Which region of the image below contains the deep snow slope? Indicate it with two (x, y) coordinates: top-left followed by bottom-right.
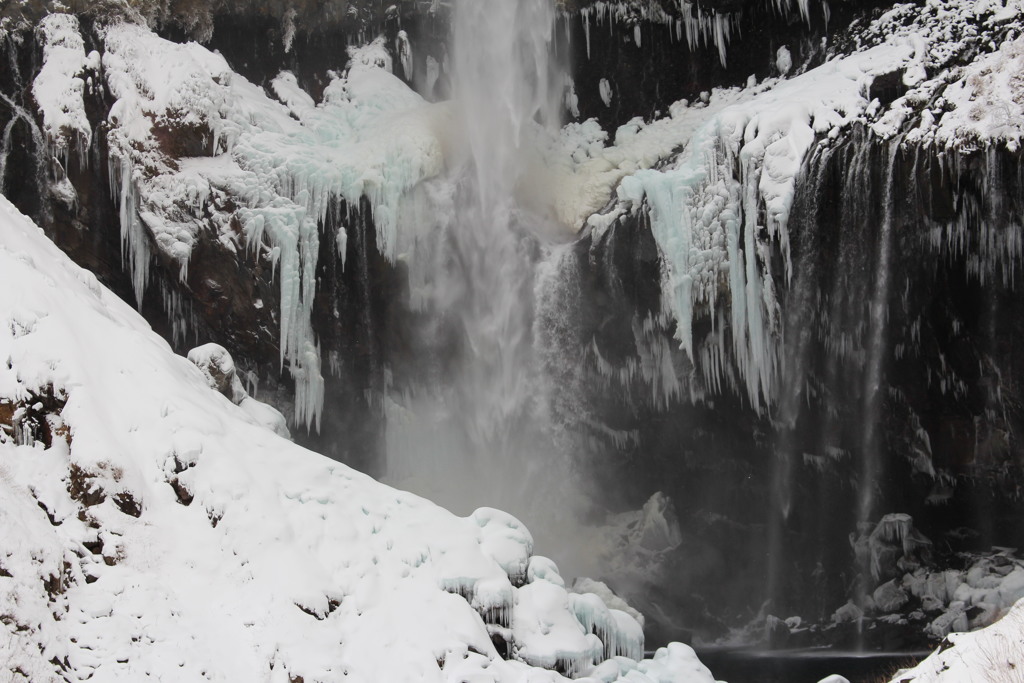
(0, 193), (714, 682)
(887, 597), (1024, 682)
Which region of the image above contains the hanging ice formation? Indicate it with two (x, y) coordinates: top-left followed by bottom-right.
(33, 16), (444, 431)
(33, 14), (94, 171)
(577, 0), (825, 67)
(593, 41), (921, 411)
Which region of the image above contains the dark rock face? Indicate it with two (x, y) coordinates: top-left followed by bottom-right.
(563, 0), (897, 131)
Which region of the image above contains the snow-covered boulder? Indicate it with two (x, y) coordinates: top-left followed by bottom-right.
(187, 342), (248, 403)
(571, 578), (645, 628)
(187, 342), (290, 439)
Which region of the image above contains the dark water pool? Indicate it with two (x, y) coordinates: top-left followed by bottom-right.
(693, 648), (929, 683)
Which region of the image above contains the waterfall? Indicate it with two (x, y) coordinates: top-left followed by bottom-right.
(383, 0), (595, 572)
(858, 139), (901, 532)
(763, 129), (911, 622)
(0, 34), (50, 225)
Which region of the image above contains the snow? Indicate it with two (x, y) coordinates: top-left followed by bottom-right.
(932, 36), (1024, 151)
(887, 598), (1024, 682)
(32, 14), (92, 167)
(0, 194), (714, 682)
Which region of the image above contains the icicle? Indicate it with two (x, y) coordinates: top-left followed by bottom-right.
(583, 9), (592, 60)
(237, 196), (324, 431)
(396, 30), (414, 82)
(108, 156), (152, 309)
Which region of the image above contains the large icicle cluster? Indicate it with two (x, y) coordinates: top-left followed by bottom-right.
(587, 41), (917, 410)
(575, 0), (825, 67)
(0, 194), (716, 682)
(33, 18), (446, 430)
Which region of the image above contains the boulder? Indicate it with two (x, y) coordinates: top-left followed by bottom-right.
(188, 343), (290, 439)
(873, 579), (910, 613)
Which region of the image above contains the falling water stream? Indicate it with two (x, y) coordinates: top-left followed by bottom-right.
(382, 0), (600, 576)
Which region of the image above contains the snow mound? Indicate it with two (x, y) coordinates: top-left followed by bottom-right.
(0, 194), (711, 682)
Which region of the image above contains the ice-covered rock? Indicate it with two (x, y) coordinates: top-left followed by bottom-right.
(45, 20), (448, 433)
(513, 579), (604, 677)
(568, 591), (644, 661)
(854, 514), (933, 582)
(634, 491), (682, 552)
(187, 342), (248, 403)
(472, 506), (534, 586)
(571, 578), (645, 628)
(874, 579), (911, 613)
(587, 39), (918, 411)
(833, 600), (864, 624)
(775, 46), (792, 76)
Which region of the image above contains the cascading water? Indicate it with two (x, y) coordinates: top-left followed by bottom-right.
(0, 35), (49, 224)
(858, 139), (901, 541)
(383, 0), (598, 573)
